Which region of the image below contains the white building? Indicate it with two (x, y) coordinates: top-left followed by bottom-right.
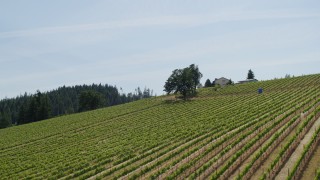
(215, 77), (230, 87)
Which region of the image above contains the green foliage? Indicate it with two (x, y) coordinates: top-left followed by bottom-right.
(0, 112), (11, 129)
(0, 74), (319, 179)
(79, 91), (105, 112)
(164, 64), (202, 99)
(17, 91), (51, 124)
(204, 79), (212, 87)
(227, 79), (234, 85)
(316, 168), (320, 180)
(0, 84), (153, 128)
(247, 69), (255, 79)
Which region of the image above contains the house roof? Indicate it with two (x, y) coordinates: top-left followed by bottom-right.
(216, 77), (229, 80)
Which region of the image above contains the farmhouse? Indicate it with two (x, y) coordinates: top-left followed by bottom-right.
(215, 77), (230, 87)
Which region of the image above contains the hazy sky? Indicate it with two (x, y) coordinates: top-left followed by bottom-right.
(1, 0), (320, 98)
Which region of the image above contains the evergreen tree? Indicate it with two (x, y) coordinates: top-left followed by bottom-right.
(212, 80), (215, 86)
(0, 84), (153, 128)
(227, 79), (234, 85)
(204, 79), (212, 87)
(27, 97), (37, 122)
(79, 90), (105, 112)
(38, 94), (51, 120)
(247, 69), (255, 79)
(143, 88), (152, 98)
(18, 103), (28, 124)
(0, 112), (11, 129)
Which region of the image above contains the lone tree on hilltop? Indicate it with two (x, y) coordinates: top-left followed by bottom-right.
(247, 69), (255, 79)
(164, 64), (202, 100)
(189, 64), (202, 94)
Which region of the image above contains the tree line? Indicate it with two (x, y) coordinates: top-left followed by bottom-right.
(0, 84), (153, 129)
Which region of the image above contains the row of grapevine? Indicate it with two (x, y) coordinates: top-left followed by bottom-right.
(115, 75), (320, 179)
(0, 74), (319, 179)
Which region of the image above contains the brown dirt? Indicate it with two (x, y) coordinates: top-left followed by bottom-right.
(250, 120), (300, 179)
(300, 140), (320, 179)
(229, 127), (282, 179)
(275, 117), (320, 180)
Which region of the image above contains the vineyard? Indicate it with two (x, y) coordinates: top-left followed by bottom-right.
(0, 74), (320, 180)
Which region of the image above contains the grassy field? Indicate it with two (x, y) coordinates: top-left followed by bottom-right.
(0, 74), (320, 180)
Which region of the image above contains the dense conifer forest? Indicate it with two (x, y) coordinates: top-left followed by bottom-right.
(0, 84), (153, 128)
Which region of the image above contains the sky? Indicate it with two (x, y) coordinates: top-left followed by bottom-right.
(0, 0), (320, 99)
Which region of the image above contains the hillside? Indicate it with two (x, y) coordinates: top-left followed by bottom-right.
(0, 74), (320, 179)
(0, 84), (153, 128)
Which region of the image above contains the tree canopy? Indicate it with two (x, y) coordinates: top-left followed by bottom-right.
(79, 90), (105, 112)
(0, 84), (154, 128)
(227, 79), (234, 85)
(0, 112), (11, 129)
(247, 69), (255, 79)
(164, 64), (202, 100)
(17, 91), (51, 124)
(204, 79), (212, 87)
